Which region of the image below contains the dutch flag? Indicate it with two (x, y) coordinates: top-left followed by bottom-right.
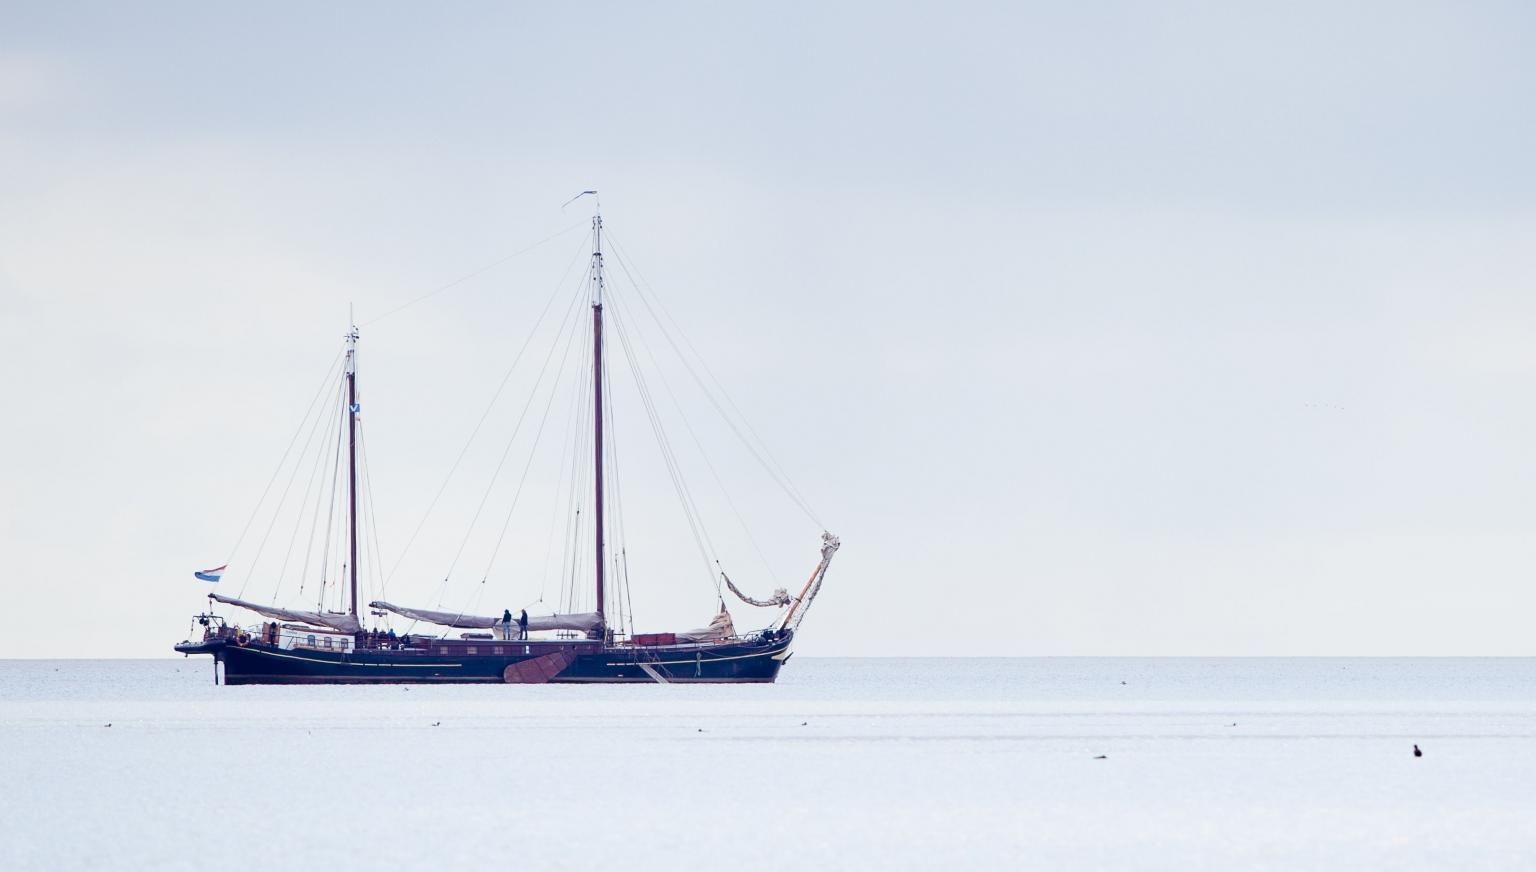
(194, 565), (226, 583)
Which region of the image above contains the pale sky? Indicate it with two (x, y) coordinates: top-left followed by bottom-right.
(3, 2), (1534, 657)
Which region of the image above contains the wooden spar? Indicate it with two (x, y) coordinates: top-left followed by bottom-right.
(778, 534), (841, 631)
(590, 213), (606, 630)
(346, 325), (360, 619)
(778, 552), (827, 631)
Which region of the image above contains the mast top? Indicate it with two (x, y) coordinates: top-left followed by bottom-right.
(592, 212), (605, 308)
(568, 190), (605, 307)
(345, 312), (359, 374)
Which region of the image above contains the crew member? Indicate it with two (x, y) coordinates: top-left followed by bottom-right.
(502, 609), (513, 641)
(518, 609), (529, 640)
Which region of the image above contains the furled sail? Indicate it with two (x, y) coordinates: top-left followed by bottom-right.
(677, 604), (737, 643)
(368, 601), (602, 632)
(723, 573), (791, 608)
(779, 532), (840, 632)
(209, 593), (361, 634)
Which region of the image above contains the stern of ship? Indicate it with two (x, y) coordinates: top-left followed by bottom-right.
(175, 614), (236, 658)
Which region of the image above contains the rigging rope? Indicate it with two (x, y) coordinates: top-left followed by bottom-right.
(558, 328), (594, 615)
(606, 294), (721, 596)
(248, 373), (347, 602)
(316, 378), (347, 611)
(269, 376), (346, 602)
(358, 422), (389, 623)
(607, 235), (826, 528)
(478, 283), (589, 583)
(440, 279), (588, 584)
(536, 325), (589, 610)
(621, 547), (636, 635)
(604, 354), (637, 634)
(383, 232), (593, 588)
(230, 351), (343, 597)
(608, 290), (783, 586)
(360, 222), (587, 327)
(294, 395), (335, 602)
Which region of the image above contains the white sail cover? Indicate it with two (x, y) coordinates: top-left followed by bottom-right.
(209, 593), (362, 634)
(677, 605), (737, 643)
(368, 601), (602, 632)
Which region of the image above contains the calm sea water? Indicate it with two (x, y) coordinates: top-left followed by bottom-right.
(4, 658), (1534, 870)
(4, 656), (1533, 702)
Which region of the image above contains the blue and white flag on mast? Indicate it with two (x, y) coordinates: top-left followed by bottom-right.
(194, 565), (226, 583)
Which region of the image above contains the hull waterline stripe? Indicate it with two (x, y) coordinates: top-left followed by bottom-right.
(232, 647), (463, 668)
(227, 675), (502, 683)
(605, 645), (788, 667)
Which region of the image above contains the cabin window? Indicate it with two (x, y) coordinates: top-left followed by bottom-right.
(325, 638), (335, 649)
(466, 646), (477, 655)
(307, 634), (317, 647)
(493, 647), (504, 655)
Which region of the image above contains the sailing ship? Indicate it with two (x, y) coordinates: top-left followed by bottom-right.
(175, 198), (839, 684)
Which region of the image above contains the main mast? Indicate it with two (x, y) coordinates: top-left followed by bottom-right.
(590, 206), (607, 633)
(346, 322), (360, 619)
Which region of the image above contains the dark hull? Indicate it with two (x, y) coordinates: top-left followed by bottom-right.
(176, 633), (792, 685)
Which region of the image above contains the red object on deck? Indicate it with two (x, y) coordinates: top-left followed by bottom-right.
(633, 633), (677, 646)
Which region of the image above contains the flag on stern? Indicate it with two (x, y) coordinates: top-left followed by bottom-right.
(194, 565), (226, 583)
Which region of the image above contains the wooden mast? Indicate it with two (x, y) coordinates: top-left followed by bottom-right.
(346, 322), (360, 619)
(590, 207), (607, 632)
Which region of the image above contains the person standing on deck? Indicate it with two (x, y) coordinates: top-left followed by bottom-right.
(518, 609), (529, 640)
(502, 609), (513, 641)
